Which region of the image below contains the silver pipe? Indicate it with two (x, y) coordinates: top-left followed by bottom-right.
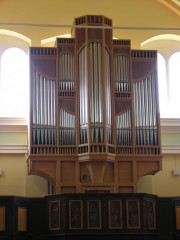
(146, 75), (150, 145)
(62, 108), (64, 145)
(106, 49), (111, 143)
(59, 108), (62, 144)
(134, 82), (137, 144)
(79, 48), (84, 143)
(144, 77), (149, 145)
(36, 73), (40, 145)
(135, 82), (140, 145)
(151, 72), (157, 145)
(32, 68), (36, 125)
(90, 43), (94, 142)
(32, 69), (37, 144)
(142, 80), (146, 145)
(138, 81), (143, 145)
(40, 76), (44, 144)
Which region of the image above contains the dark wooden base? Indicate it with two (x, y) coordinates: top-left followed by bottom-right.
(0, 193), (179, 240)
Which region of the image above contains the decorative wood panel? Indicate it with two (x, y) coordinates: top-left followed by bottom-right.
(176, 207), (180, 230)
(69, 200), (83, 229)
(126, 199), (140, 229)
(49, 200), (60, 230)
(0, 206), (5, 231)
(108, 200), (122, 229)
(18, 207), (27, 232)
(87, 200), (101, 229)
(147, 200), (156, 229)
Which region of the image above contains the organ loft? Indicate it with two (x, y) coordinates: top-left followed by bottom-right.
(27, 15), (162, 194)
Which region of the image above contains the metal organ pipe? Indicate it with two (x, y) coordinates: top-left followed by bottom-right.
(116, 110), (131, 145)
(32, 69), (37, 145)
(78, 43), (113, 146)
(59, 109), (75, 145)
(114, 55), (130, 93)
(59, 53), (76, 145)
(105, 49), (112, 144)
(79, 47), (88, 144)
(114, 54), (131, 146)
(59, 54), (75, 92)
(133, 71), (158, 146)
(90, 42), (104, 143)
(32, 67), (56, 146)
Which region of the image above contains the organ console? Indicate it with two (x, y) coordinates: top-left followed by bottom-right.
(27, 15), (162, 194)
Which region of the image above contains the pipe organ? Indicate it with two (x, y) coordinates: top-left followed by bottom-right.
(28, 15), (162, 194)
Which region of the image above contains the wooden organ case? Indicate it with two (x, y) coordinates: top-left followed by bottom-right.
(28, 15), (162, 194)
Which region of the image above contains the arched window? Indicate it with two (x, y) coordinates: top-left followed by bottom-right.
(157, 53), (168, 118)
(0, 47), (29, 117)
(141, 34), (180, 118)
(169, 52), (180, 118)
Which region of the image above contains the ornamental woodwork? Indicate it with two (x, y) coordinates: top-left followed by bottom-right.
(27, 15), (162, 194)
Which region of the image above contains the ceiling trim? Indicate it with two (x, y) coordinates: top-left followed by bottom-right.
(157, 0), (180, 16)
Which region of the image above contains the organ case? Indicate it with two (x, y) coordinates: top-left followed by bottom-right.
(27, 15), (162, 194)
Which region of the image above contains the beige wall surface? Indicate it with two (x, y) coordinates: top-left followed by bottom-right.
(0, 154), (26, 196)
(0, 154), (48, 197)
(138, 154), (180, 197)
(0, 119), (48, 197)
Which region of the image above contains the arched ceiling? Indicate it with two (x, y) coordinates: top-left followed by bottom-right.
(157, 0), (180, 16)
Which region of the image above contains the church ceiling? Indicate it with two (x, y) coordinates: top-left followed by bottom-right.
(157, 0), (180, 16)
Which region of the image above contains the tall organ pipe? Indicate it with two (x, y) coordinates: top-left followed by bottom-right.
(114, 54), (131, 145)
(79, 44), (113, 146)
(90, 42), (104, 143)
(133, 71), (157, 146)
(32, 67), (56, 145)
(79, 47), (88, 144)
(105, 49), (112, 144)
(59, 53), (76, 145)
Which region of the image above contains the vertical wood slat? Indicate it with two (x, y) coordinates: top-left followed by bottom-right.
(0, 207), (5, 231)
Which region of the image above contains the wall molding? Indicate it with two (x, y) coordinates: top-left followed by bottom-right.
(0, 118), (180, 154)
(160, 118), (180, 133)
(1, 144), (179, 154)
(0, 118), (28, 132)
(0, 144), (179, 154)
(0, 144), (28, 154)
(162, 144), (180, 154)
